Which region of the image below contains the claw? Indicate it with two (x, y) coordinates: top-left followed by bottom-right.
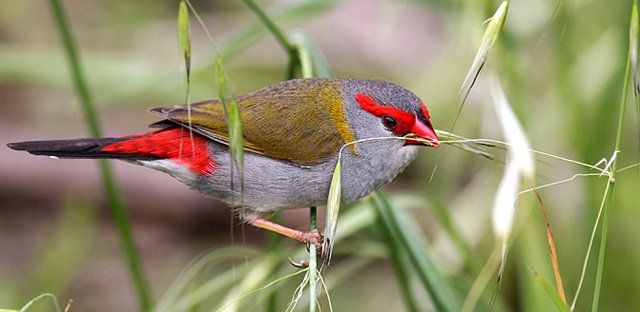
(288, 230), (326, 268)
(288, 257), (309, 268)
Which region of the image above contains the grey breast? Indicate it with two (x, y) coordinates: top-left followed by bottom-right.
(197, 139), (418, 215)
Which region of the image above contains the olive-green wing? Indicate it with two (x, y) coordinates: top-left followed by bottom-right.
(149, 79), (357, 165)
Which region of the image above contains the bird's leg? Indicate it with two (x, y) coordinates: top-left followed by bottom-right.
(250, 218), (324, 250)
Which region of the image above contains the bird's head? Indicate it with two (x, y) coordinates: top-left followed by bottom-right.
(343, 79), (439, 148)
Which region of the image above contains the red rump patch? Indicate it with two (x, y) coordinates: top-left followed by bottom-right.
(354, 93), (416, 135)
(102, 128), (214, 174)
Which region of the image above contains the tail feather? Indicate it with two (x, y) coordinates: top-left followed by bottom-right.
(8, 128), (214, 174)
(7, 137), (159, 160)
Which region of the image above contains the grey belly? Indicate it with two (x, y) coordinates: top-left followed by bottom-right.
(193, 141), (419, 215)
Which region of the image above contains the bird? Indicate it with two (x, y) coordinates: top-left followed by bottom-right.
(7, 78), (439, 249)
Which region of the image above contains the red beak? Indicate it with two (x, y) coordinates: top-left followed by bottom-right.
(406, 118), (440, 147)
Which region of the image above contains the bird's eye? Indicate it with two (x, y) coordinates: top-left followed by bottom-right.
(382, 115), (397, 130)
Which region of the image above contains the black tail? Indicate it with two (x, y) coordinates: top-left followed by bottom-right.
(7, 137), (157, 160)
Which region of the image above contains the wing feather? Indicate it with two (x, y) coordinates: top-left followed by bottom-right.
(149, 79), (356, 164)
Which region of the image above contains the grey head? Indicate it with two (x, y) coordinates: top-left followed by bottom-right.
(339, 78), (438, 151)
(332, 78), (440, 201)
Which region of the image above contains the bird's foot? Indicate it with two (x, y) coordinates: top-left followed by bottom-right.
(288, 230), (325, 268)
(298, 229), (324, 251)
(248, 218), (325, 268)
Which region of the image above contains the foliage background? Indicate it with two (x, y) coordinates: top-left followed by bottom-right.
(0, 0), (638, 311)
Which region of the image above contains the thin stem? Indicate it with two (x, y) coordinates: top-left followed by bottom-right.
(241, 0), (299, 79)
(309, 206), (318, 312)
(266, 214), (282, 312)
(591, 49), (632, 311)
(375, 212), (420, 312)
(570, 181), (612, 310)
(49, 1), (151, 310)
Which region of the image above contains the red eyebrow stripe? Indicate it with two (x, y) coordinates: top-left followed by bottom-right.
(420, 99), (430, 119)
(354, 93), (416, 135)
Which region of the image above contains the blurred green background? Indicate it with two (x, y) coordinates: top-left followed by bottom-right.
(0, 0), (638, 311)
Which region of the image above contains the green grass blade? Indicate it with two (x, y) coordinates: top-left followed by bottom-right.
(322, 162), (341, 262)
(372, 191), (460, 312)
(213, 56), (244, 191)
(227, 100), (245, 180)
(178, 0), (191, 79)
(240, 0), (295, 56)
(591, 6), (634, 309)
(295, 38), (314, 78)
(375, 213), (420, 312)
(630, 0), (640, 167)
(291, 32), (333, 78)
(48, 1), (151, 310)
(532, 270), (570, 312)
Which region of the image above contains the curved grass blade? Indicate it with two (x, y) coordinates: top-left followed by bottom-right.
(371, 191), (460, 312)
(291, 32), (333, 78)
(322, 162), (341, 263)
(375, 214), (420, 312)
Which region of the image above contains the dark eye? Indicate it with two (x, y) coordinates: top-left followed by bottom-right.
(382, 115), (397, 130)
